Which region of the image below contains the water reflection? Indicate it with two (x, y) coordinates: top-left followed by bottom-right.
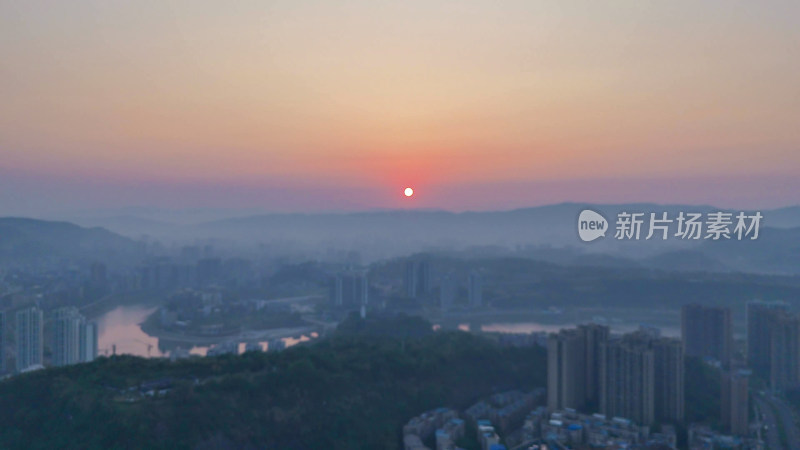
(479, 322), (680, 337)
(480, 322), (568, 334)
(96, 305), (318, 359)
(283, 334), (313, 347)
(97, 306), (167, 357)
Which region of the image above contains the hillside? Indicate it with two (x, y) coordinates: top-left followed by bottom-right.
(0, 218), (144, 267)
(130, 203), (800, 274)
(0, 325), (546, 449)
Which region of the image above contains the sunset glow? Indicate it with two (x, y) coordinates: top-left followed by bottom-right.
(1, 1), (799, 214)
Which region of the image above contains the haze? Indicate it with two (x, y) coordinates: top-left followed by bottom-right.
(1, 1), (799, 215)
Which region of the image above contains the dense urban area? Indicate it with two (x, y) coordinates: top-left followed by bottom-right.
(1, 210), (800, 449)
(3, 0), (799, 447)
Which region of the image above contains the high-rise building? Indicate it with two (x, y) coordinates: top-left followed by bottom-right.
(52, 307), (82, 366)
(681, 304), (732, 367)
(547, 325), (682, 426)
(547, 329), (586, 411)
(468, 271), (483, 308)
(404, 260), (432, 298)
(404, 261), (417, 298)
(600, 334), (655, 425)
(747, 300), (788, 379)
(600, 332), (684, 425)
(417, 260), (431, 296)
(53, 307), (97, 366)
(440, 272), (457, 312)
(330, 272), (369, 309)
(721, 369), (750, 436)
(653, 338), (685, 423)
(16, 306), (43, 372)
(578, 323), (610, 409)
(79, 320), (98, 363)
(770, 313), (800, 391)
(196, 257), (222, 285)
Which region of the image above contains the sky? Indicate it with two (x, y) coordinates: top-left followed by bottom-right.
(1, 1), (799, 215)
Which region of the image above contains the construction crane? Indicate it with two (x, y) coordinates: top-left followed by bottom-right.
(98, 340), (153, 357)
(133, 339), (154, 357)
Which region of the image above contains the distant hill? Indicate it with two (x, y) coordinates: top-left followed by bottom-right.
(66, 214), (177, 240)
(52, 203), (800, 243)
(187, 204), (800, 273)
(643, 249), (731, 272)
(190, 202), (796, 242)
(40, 203), (800, 274)
(0, 218), (145, 267)
(189, 202), (714, 246)
(763, 206), (800, 228)
(701, 226), (800, 275)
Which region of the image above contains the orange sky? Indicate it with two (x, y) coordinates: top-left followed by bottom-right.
(0, 1), (798, 213)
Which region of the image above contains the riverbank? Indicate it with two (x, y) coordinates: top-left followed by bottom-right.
(139, 308), (321, 346)
(426, 305), (684, 337)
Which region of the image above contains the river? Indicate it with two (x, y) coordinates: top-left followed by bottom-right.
(95, 305), (317, 358)
(97, 305), (683, 359)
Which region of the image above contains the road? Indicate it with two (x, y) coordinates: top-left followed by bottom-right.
(756, 392), (800, 450)
(755, 395), (784, 450)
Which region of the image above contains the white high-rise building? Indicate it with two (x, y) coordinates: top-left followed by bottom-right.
(53, 307), (98, 366)
(79, 320), (99, 363)
(16, 306), (43, 372)
(53, 307), (82, 366)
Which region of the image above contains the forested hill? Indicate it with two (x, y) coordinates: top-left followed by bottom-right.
(0, 320), (545, 449)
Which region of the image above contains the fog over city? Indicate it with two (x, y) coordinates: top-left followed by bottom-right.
(2, 1), (800, 449)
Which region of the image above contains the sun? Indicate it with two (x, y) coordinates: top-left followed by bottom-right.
(404, 187), (414, 197)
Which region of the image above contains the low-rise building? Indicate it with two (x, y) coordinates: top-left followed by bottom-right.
(403, 434), (429, 450)
(688, 424), (763, 450)
(435, 418), (465, 450)
(477, 421), (500, 450)
(536, 409), (672, 448)
(465, 389), (543, 434)
(403, 407), (459, 450)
